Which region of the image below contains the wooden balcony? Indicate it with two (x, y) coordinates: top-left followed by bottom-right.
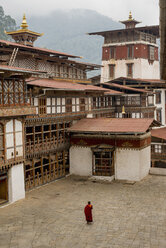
(0, 79), (36, 116)
(26, 136), (70, 158)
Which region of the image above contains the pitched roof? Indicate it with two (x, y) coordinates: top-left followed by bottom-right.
(0, 39), (80, 58)
(151, 127), (166, 140)
(88, 25), (159, 38)
(111, 77), (165, 84)
(68, 118), (156, 134)
(103, 82), (151, 93)
(26, 78), (107, 92)
(104, 89), (123, 95)
(0, 64), (45, 74)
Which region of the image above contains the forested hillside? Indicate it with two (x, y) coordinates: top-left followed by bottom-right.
(0, 6), (16, 40)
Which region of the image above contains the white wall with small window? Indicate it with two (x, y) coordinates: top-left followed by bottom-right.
(101, 58), (160, 83)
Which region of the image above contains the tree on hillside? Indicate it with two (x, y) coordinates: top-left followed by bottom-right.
(0, 6), (16, 40)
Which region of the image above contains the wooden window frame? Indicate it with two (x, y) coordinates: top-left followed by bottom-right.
(156, 91), (161, 104)
(110, 47), (116, 59)
(156, 108), (162, 123)
(126, 63), (133, 78)
(149, 46), (155, 61)
(127, 45), (134, 59)
(109, 64), (115, 79)
(39, 97), (46, 115)
(66, 98), (72, 113)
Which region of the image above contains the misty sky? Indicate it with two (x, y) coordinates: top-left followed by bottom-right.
(1, 0), (159, 26)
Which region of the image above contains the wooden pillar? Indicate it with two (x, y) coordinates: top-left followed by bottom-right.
(32, 158), (35, 187)
(41, 156), (43, 184)
(63, 151), (65, 175)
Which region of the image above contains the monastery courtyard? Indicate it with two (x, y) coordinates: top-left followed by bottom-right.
(0, 175), (166, 248)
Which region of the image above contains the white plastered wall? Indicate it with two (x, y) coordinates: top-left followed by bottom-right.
(115, 146), (150, 181)
(70, 146), (92, 176)
(8, 163), (25, 203)
(101, 59), (160, 83)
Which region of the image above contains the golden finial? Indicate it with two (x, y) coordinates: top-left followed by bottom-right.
(20, 14), (28, 29)
(129, 11), (133, 20)
(122, 105), (125, 115)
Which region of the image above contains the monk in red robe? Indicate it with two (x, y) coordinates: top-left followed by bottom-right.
(84, 201), (93, 224)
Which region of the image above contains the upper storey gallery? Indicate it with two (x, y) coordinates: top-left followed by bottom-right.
(89, 12), (159, 62)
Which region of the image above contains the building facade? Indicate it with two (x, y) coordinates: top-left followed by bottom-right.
(68, 118), (158, 181)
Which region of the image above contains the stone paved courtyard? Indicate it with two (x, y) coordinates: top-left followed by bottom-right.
(1, 175), (166, 248)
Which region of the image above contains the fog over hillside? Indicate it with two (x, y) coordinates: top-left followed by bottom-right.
(27, 9), (122, 68)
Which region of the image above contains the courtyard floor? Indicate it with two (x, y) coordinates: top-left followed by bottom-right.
(0, 175), (166, 248)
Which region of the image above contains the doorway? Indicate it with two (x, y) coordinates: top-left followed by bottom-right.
(0, 172), (8, 204)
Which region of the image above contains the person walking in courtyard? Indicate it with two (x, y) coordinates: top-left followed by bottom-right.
(84, 201), (93, 224)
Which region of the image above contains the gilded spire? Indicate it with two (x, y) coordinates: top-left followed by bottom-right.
(122, 105), (125, 115)
(129, 11), (133, 21)
(20, 14), (28, 29)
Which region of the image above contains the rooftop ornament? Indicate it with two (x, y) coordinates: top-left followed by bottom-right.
(5, 14), (43, 47)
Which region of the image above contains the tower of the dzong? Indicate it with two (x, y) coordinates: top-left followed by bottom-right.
(89, 12), (160, 82)
(5, 14), (43, 46)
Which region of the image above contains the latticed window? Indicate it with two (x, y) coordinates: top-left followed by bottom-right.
(0, 79), (26, 106)
(93, 150), (114, 176)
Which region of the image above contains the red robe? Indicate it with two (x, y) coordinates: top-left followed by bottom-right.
(84, 204), (93, 222)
